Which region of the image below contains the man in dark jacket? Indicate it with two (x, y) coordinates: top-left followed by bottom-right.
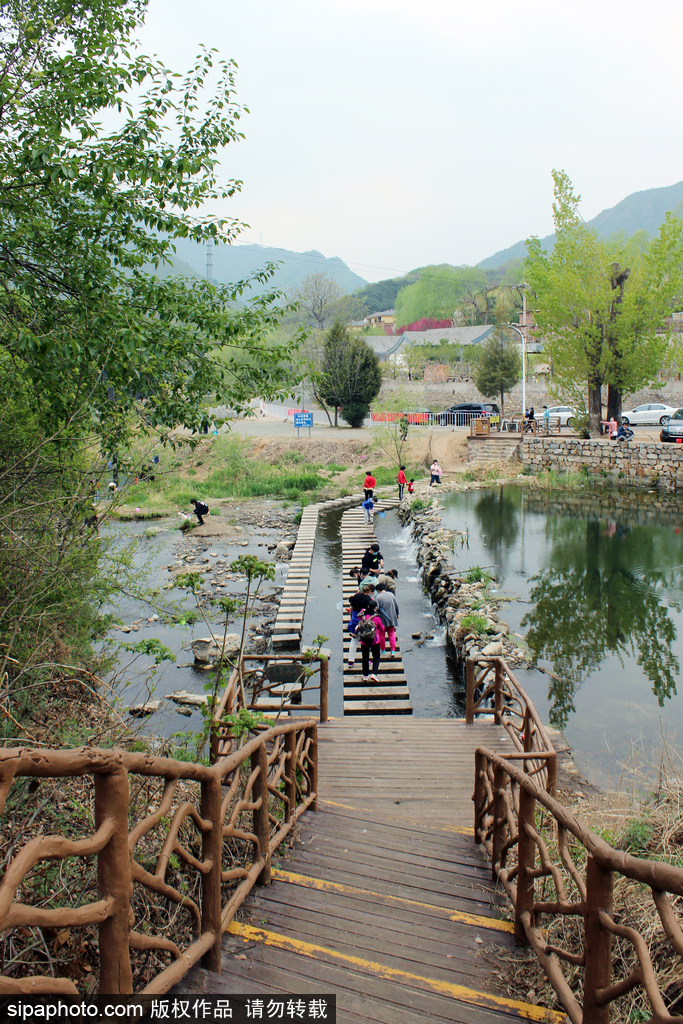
(190, 498), (209, 525)
(361, 544), (383, 572)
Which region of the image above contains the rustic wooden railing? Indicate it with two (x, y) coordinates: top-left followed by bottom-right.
(474, 749), (683, 1023)
(466, 655), (557, 793)
(210, 653), (328, 763)
(0, 718), (317, 995)
(469, 656), (683, 1022)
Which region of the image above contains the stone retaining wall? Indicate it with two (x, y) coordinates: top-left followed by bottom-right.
(523, 438), (683, 489)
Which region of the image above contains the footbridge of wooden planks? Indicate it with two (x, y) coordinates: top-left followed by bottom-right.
(341, 502), (413, 716)
(176, 718), (562, 1024)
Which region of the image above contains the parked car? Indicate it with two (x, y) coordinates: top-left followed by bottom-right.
(621, 403), (677, 426)
(541, 405), (577, 427)
(435, 402), (499, 426)
(660, 408), (683, 442)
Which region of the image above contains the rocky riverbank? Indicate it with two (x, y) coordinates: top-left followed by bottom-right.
(397, 495), (528, 672)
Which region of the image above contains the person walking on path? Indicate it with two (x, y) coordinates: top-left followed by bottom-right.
(190, 498), (209, 525)
(375, 583), (399, 656)
(397, 465), (407, 501)
(362, 495), (374, 524)
(429, 460), (442, 486)
(347, 579), (379, 674)
(363, 471), (376, 500)
(407, 479), (415, 494)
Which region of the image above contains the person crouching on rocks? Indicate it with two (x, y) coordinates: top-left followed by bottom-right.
(190, 498), (209, 525)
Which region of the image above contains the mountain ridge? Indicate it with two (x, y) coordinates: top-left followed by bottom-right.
(477, 180), (683, 269)
(165, 238), (366, 294)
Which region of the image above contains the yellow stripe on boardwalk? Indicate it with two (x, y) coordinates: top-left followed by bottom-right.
(227, 922), (563, 1022)
(318, 799), (471, 834)
(270, 868), (514, 934)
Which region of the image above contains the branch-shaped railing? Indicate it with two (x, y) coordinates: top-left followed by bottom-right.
(470, 658), (683, 1023)
(466, 655), (557, 793)
(0, 718), (317, 995)
(210, 653), (328, 762)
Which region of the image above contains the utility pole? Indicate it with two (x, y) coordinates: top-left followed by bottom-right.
(521, 286), (527, 417)
(206, 237), (214, 284)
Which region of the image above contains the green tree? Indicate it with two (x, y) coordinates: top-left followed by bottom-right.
(0, 0), (303, 712)
(472, 330), (521, 417)
(394, 266), (467, 326)
(320, 321), (381, 427)
(0, 0), (303, 451)
(525, 171), (683, 433)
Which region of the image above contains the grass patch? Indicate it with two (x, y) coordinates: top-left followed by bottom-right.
(532, 467), (593, 491)
(123, 436), (328, 508)
(370, 463), (423, 487)
(466, 566), (491, 585)
(459, 613), (489, 635)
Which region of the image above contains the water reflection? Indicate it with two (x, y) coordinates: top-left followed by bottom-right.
(439, 485), (683, 781)
(520, 518), (680, 729)
(472, 489), (520, 567)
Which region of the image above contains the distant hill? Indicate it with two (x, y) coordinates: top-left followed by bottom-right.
(165, 239), (366, 295)
(477, 180), (683, 270)
(351, 270), (422, 311)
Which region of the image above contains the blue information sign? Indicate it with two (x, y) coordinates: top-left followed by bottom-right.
(294, 412), (313, 428)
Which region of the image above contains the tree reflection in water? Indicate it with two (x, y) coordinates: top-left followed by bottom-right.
(520, 519), (680, 730)
(473, 489), (520, 568)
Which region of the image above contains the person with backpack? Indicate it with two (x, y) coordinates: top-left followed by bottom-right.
(347, 578), (379, 675)
(190, 498), (209, 525)
(353, 578), (382, 682)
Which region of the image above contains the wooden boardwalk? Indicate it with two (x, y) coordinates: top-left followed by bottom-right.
(341, 503), (413, 716)
(272, 504), (319, 649)
(177, 718), (561, 1023)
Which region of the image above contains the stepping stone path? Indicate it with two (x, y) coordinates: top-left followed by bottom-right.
(271, 505), (320, 649)
(341, 503), (413, 715)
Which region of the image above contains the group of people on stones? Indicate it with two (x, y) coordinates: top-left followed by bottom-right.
(347, 544), (401, 682)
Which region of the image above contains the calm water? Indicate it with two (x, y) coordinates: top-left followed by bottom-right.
(439, 486), (683, 787)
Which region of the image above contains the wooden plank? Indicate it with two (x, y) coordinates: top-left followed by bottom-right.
(344, 700), (413, 715)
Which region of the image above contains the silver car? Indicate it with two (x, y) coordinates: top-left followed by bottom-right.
(621, 403), (677, 426)
(542, 405), (577, 426)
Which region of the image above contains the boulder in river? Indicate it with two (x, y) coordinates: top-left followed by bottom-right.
(165, 690), (209, 708)
(191, 635), (241, 664)
(128, 700), (161, 717)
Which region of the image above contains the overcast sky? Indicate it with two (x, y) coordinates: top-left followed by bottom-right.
(138, 0), (683, 282)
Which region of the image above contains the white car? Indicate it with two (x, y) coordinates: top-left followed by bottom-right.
(620, 403), (677, 426)
(541, 405), (577, 426)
